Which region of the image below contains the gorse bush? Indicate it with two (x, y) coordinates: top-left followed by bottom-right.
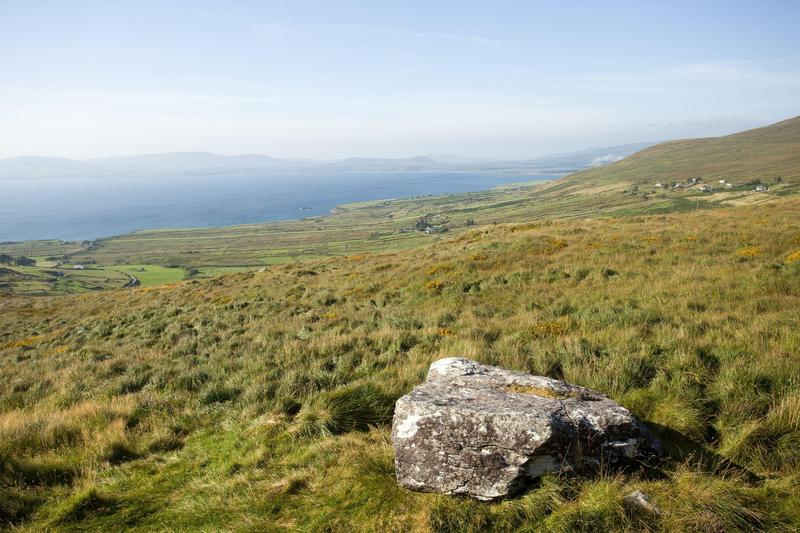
(1, 197), (799, 530)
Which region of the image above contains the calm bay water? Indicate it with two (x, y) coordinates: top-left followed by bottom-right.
(0, 171), (559, 242)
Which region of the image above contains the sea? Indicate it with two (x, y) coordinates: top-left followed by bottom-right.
(0, 171), (560, 242)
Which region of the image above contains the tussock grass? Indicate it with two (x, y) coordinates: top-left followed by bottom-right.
(290, 383), (395, 439)
(1, 197), (800, 530)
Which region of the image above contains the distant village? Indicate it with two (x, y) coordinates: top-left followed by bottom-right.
(651, 175), (777, 193)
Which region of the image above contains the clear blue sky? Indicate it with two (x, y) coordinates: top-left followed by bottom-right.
(2, 0), (799, 159)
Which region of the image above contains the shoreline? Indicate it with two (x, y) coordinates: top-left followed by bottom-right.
(0, 172), (560, 244)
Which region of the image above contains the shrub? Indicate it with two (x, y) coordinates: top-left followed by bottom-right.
(530, 320), (569, 338)
(425, 280), (445, 292)
(426, 264), (453, 276)
(737, 246), (762, 258)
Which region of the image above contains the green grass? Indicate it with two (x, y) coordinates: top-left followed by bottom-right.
(192, 266), (252, 277)
(0, 264), (130, 296)
(106, 264), (185, 287)
(2, 117), (798, 292)
(0, 182), (661, 278)
(2, 196), (800, 531)
(0, 240), (87, 259)
(0, 119), (793, 298)
(27, 257), (60, 268)
(0, 262), (191, 295)
(569, 115), (800, 188)
(2, 118), (800, 529)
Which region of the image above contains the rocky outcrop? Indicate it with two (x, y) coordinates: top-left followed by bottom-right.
(392, 357), (661, 500)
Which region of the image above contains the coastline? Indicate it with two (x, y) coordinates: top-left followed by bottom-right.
(0, 171), (560, 243)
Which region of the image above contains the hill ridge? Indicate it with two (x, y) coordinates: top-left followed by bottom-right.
(564, 115), (800, 187)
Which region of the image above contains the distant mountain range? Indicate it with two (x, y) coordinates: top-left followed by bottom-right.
(0, 143), (655, 180)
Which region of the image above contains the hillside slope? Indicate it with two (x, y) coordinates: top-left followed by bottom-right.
(567, 116), (800, 188)
(2, 197), (800, 531)
(1, 117), (798, 294)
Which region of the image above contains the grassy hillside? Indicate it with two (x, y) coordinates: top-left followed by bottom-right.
(0, 174), (777, 295)
(569, 116), (800, 189)
(2, 196), (800, 531)
(0, 177), (652, 271)
(0, 264), (131, 296)
(4, 118), (798, 298)
(0, 179), (660, 296)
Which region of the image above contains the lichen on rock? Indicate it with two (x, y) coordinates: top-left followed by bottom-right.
(392, 357), (661, 500)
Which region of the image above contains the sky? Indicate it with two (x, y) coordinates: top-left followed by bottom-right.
(1, 0), (799, 160)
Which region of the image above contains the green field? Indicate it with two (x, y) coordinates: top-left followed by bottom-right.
(192, 266), (253, 277)
(0, 264), (130, 296)
(0, 240), (88, 259)
(106, 264), (186, 287)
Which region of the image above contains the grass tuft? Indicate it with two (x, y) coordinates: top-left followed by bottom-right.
(291, 383), (396, 439)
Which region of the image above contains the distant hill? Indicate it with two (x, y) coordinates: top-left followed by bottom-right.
(510, 142), (656, 171)
(0, 156), (84, 179)
(566, 116), (800, 187)
(89, 152), (286, 176)
(0, 152), (289, 180)
(0, 143), (652, 180)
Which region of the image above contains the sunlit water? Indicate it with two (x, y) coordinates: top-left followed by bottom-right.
(0, 171), (559, 241)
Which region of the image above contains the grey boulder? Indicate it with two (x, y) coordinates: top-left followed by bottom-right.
(392, 357), (661, 500)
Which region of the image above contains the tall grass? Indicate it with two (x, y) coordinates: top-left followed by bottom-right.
(1, 197), (799, 530)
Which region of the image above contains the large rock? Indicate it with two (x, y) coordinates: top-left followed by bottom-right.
(392, 357), (661, 500)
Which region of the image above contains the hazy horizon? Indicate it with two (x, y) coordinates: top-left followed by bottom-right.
(0, 140), (656, 163)
(2, 1), (799, 161)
